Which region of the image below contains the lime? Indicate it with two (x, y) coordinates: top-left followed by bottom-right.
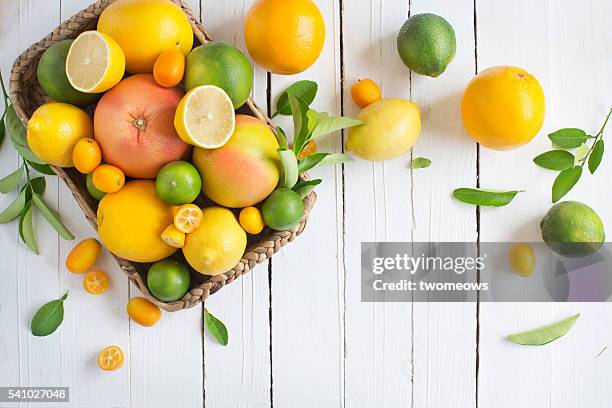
(540, 201), (605, 258)
(397, 13), (456, 78)
(147, 259), (191, 302)
(184, 41), (253, 108)
(37, 40), (100, 107)
(261, 188), (304, 231)
(156, 161), (202, 205)
(86, 173), (106, 200)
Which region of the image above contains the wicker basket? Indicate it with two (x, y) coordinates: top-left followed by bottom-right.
(9, 0), (316, 312)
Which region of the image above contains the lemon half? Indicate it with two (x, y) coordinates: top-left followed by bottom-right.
(66, 31), (125, 93)
(174, 85), (236, 149)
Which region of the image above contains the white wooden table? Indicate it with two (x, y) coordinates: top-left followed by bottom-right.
(1, 0), (611, 406)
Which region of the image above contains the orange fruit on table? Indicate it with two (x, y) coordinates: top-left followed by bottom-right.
(153, 49), (185, 88)
(173, 204), (203, 233)
(93, 74), (191, 179)
(245, 0), (325, 75)
(72, 138), (102, 174)
(66, 238), (102, 274)
(461, 65), (545, 150)
(92, 164), (125, 194)
(83, 270), (109, 294)
(98, 345), (124, 371)
(127, 297), (161, 327)
(351, 79), (382, 108)
(97, 0), (193, 74)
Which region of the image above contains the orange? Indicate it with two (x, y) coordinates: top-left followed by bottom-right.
(127, 297), (161, 327)
(351, 79), (382, 108)
(461, 66), (545, 150)
(72, 138), (102, 174)
(98, 345), (124, 371)
(66, 238), (102, 274)
(245, 0), (325, 75)
(153, 49), (185, 88)
(92, 164), (125, 193)
(83, 270), (109, 294)
(173, 204), (203, 233)
(297, 140), (317, 160)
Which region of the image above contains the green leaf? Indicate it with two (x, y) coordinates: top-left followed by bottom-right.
(0, 166), (24, 193)
(507, 313), (580, 346)
(298, 152), (329, 173)
(288, 94), (310, 154)
(0, 189), (28, 223)
(452, 188), (524, 207)
(319, 153), (353, 166)
(275, 80), (318, 116)
(410, 157), (432, 169)
(27, 161), (56, 175)
(310, 115), (363, 141)
(204, 308), (228, 346)
(588, 140), (604, 174)
(574, 143), (591, 165)
(552, 166), (582, 203)
(5, 105), (46, 164)
(31, 292), (68, 337)
(275, 126), (288, 150)
(19, 201), (38, 254)
(29, 177), (46, 194)
(32, 193), (75, 240)
(548, 128), (587, 148)
(307, 109), (322, 134)
(533, 150), (574, 171)
(293, 179), (321, 199)
(0, 118), (5, 147)
(278, 148), (299, 188)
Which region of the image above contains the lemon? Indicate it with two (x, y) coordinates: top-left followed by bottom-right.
(97, 0), (193, 74)
(97, 180), (177, 263)
(182, 207), (246, 276)
(174, 85), (235, 148)
(27, 102), (93, 167)
(66, 31), (125, 93)
(346, 98), (421, 161)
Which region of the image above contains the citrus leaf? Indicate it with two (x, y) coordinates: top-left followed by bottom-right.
(275, 126), (288, 150)
(32, 193), (74, 240)
(453, 188), (524, 207)
(0, 118), (5, 147)
(275, 80), (318, 116)
(548, 128), (587, 148)
(27, 161), (56, 175)
(5, 105), (27, 146)
(319, 153), (353, 166)
(310, 115), (363, 140)
(0, 166), (24, 193)
(298, 152), (329, 173)
(552, 166), (582, 203)
(0, 189), (27, 223)
(278, 148), (298, 188)
(288, 94), (310, 154)
(19, 201), (38, 254)
(31, 292), (68, 337)
(204, 308), (228, 346)
(29, 177), (46, 194)
(533, 150), (574, 171)
(307, 109), (322, 134)
(588, 140), (604, 174)
(410, 157), (432, 169)
(293, 179), (322, 199)
(507, 313), (579, 346)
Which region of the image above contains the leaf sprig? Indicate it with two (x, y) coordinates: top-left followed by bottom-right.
(534, 108), (611, 202)
(0, 72), (74, 253)
(273, 81), (361, 193)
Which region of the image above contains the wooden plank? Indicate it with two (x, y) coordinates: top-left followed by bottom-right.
(268, 0), (343, 405)
(408, 0), (478, 407)
(199, 0), (272, 406)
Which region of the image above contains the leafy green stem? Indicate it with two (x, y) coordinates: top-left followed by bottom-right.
(577, 108), (611, 167)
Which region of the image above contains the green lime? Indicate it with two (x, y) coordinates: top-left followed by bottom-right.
(184, 41), (253, 108)
(86, 173), (106, 201)
(261, 188), (304, 231)
(397, 13), (456, 78)
(147, 259), (191, 302)
(156, 161), (202, 205)
(37, 40), (100, 107)
(540, 201), (605, 258)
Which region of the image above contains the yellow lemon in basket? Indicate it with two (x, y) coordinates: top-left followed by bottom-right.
(182, 207), (247, 276)
(27, 102), (93, 167)
(97, 180), (177, 263)
(97, 0), (193, 74)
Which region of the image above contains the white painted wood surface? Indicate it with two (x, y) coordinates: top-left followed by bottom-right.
(0, 0), (611, 407)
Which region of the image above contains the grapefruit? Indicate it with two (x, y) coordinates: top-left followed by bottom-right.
(192, 115), (281, 208)
(94, 74), (191, 179)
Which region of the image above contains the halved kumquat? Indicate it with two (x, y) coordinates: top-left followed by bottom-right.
(98, 345), (124, 371)
(84, 270), (109, 294)
(173, 204), (203, 233)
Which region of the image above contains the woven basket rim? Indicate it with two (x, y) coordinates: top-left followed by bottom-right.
(9, 0), (316, 312)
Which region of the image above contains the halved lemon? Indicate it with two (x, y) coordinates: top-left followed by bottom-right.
(161, 224), (186, 248)
(98, 345), (124, 371)
(173, 204), (203, 233)
(174, 85), (235, 148)
(66, 31), (125, 93)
